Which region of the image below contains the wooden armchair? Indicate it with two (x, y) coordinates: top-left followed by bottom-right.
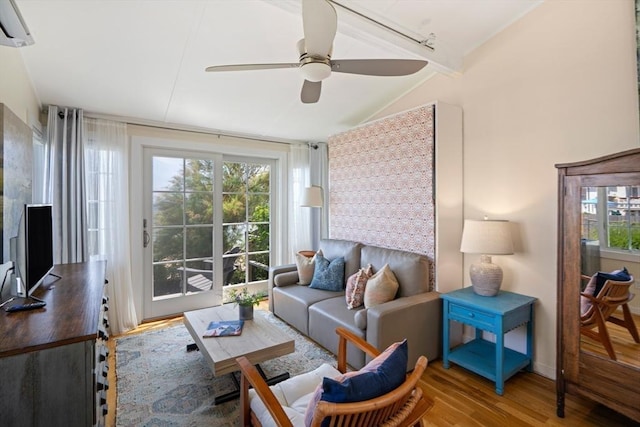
(236, 327), (433, 427)
(580, 274), (639, 360)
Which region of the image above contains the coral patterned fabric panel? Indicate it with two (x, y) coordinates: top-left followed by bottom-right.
(328, 105), (435, 288)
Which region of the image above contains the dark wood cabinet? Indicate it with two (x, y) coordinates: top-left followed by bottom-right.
(0, 261), (109, 427)
(555, 148), (640, 422)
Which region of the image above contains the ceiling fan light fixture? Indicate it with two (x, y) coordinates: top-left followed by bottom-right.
(300, 62), (331, 82)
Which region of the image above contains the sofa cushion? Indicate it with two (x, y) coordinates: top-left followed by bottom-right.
(296, 251), (319, 285)
(310, 254), (345, 291)
(345, 264), (373, 309)
(273, 286), (345, 335)
(319, 239), (363, 285)
(364, 264), (399, 308)
(361, 245), (430, 297)
(308, 298), (366, 369)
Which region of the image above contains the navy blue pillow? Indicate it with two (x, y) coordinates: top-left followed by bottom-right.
(595, 267), (631, 296)
(309, 254), (345, 291)
(321, 339), (408, 404)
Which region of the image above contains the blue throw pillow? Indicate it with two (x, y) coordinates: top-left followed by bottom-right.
(309, 254), (345, 291)
(595, 267), (630, 295)
(321, 339), (408, 403)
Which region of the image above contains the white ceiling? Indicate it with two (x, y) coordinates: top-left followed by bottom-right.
(15, 0), (541, 143)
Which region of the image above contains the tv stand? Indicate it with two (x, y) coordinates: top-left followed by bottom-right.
(0, 261), (109, 426)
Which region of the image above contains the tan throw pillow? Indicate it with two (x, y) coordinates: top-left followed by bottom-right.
(345, 264), (373, 309)
(364, 264), (399, 308)
(295, 250), (320, 285)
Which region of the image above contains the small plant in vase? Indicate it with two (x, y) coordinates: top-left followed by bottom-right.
(229, 288), (264, 320)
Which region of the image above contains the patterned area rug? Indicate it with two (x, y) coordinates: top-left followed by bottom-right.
(115, 310), (336, 427)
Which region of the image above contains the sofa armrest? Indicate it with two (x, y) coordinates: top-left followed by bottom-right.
(366, 292), (442, 369)
(268, 264), (298, 311)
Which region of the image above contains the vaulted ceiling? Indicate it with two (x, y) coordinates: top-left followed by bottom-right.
(15, 0), (541, 142)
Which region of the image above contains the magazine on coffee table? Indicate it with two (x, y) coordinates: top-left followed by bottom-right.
(203, 320), (244, 337)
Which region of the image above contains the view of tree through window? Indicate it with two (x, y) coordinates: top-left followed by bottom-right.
(151, 157), (270, 299)
(581, 185), (640, 251)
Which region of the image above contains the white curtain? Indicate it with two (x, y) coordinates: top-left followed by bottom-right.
(83, 117), (138, 334)
(289, 143), (311, 260)
(45, 106), (88, 263)
(310, 142), (329, 242)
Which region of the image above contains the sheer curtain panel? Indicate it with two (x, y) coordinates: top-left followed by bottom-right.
(289, 144), (312, 259)
(309, 142), (329, 243)
(45, 106), (88, 263)
(84, 117), (138, 334)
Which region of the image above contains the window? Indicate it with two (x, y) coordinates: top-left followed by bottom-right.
(581, 185), (640, 252)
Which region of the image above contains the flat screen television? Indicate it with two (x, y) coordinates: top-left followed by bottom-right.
(12, 204), (55, 298)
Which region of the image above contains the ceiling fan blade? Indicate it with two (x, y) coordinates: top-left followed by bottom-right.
(302, 0), (337, 57)
(205, 63), (298, 72)
(330, 59), (428, 76)
(301, 80), (322, 104)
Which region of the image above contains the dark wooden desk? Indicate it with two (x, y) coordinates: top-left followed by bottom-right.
(0, 261), (108, 427)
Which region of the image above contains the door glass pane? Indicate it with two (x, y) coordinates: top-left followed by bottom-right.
(152, 228), (183, 263)
(248, 165), (270, 193)
(153, 262), (182, 297)
(185, 193), (213, 225)
(185, 159), (214, 191)
(153, 193), (184, 226)
(223, 224), (245, 252)
(186, 227), (213, 259)
(223, 162), (246, 192)
(248, 224), (269, 252)
(153, 157), (184, 191)
(222, 193), (246, 222)
(248, 194), (269, 222)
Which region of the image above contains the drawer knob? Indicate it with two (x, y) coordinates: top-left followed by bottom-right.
(469, 313), (475, 318)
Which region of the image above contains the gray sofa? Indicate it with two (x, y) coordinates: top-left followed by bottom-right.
(268, 239), (442, 370)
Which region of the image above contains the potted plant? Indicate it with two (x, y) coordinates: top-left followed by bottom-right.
(229, 288), (264, 320)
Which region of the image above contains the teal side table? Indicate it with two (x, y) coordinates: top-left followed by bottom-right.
(440, 287), (537, 395)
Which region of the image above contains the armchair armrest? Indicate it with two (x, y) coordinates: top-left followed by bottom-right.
(236, 356), (293, 427)
(366, 292), (442, 368)
(268, 264), (298, 311)
(335, 327), (381, 373)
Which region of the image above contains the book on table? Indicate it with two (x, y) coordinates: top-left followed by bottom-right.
(203, 319), (244, 337)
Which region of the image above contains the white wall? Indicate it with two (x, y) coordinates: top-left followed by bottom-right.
(371, 0), (640, 378)
(0, 46), (41, 129)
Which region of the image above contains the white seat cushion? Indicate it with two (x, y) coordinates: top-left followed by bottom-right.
(249, 363), (341, 427)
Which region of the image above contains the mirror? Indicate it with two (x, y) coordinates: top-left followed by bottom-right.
(580, 184), (640, 368)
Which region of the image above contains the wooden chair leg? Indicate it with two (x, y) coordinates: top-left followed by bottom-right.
(594, 309), (617, 360)
(621, 303), (640, 343)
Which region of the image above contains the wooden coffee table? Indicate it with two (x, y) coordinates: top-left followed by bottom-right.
(183, 304), (295, 403)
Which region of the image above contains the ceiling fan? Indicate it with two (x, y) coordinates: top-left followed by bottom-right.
(205, 0), (428, 104)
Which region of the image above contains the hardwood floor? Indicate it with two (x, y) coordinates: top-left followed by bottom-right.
(106, 313), (639, 427)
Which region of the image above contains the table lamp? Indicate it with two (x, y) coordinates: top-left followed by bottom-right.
(460, 218), (514, 296)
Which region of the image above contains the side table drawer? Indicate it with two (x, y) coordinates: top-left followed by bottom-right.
(449, 303), (495, 331)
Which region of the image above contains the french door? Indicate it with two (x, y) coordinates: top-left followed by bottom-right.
(142, 148), (273, 319)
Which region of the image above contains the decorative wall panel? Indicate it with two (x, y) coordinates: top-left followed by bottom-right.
(328, 105), (435, 288)
(0, 104), (33, 263)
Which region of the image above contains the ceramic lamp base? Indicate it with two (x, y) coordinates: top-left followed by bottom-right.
(469, 255), (503, 297)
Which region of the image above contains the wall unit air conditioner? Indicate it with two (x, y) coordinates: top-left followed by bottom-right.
(0, 0), (34, 47)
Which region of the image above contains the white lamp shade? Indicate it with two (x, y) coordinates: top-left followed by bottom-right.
(301, 186), (323, 208)
(460, 219), (514, 255)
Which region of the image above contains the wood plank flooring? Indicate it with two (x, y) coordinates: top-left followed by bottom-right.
(106, 313), (639, 427)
